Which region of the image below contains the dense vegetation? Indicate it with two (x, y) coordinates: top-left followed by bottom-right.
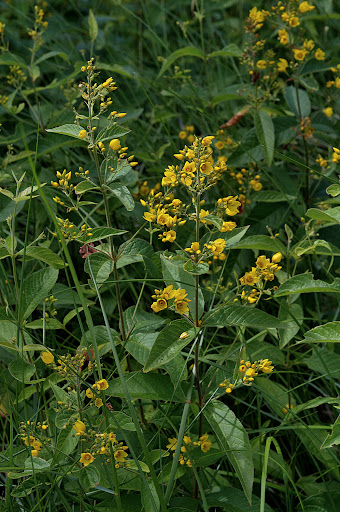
(0, 1), (340, 511)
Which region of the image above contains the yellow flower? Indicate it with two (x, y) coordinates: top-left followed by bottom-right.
(162, 170), (177, 186)
(277, 58), (288, 73)
(41, 351), (54, 364)
(24, 435), (35, 446)
(240, 270), (259, 286)
(278, 28), (289, 45)
(206, 238), (226, 256)
(224, 196), (241, 216)
(293, 48), (307, 61)
(94, 398), (103, 408)
(143, 211), (157, 223)
(114, 449), (128, 462)
(214, 141), (224, 150)
(31, 450), (39, 457)
(109, 139), (121, 151)
(289, 16), (300, 27)
(94, 379), (109, 391)
(256, 255), (270, 269)
(303, 39), (315, 51)
(73, 420), (86, 436)
(220, 221), (236, 232)
(256, 60), (267, 69)
(183, 436), (191, 445)
(323, 107), (333, 118)
(187, 134), (195, 143)
(199, 209), (210, 223)
(157, 212), (171, 226)
(161, 230), (176, 243)
(161, 285), (177, 300)
(314, 48), (325, 60)
(179, 131), (187, 140)
(202, 136), (214, 146)
(166, 438), (177, 451)
(272, 252), (282, 263)
(108, 432), (117, 442)
(175, 300), (190, 315)
(78, 130), (87, 139)
(200, 440), (212, 453)
(299, 1), (315, 13)
(200, 161), (213, 175)
(86, 388), (94, 399)
(80, 453), (94, 466)
(259, 359), (274, 373)
(151, 298), (167, 313)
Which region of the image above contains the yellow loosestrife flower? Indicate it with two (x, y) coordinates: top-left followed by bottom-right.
(73, 420), (86, 435)
(151, 298), (167, 313)
(80, 453), (94, 466)
(78, 130), (87, 139)
(323, 107), (333, 118)
(41, 351), (54, 364)
(299, 1), (315, 13)
(314, 48), (325, 60)
(293, 48), (307, 61)
(109, 139), (121, 151)
(94, 379), (109, 391)
(277, 58), (288, 73)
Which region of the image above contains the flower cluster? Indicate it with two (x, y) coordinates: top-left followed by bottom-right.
(19, 420), (49, 458)
(166, 433), (212, 467)
(239, 252), (282, 302)
(151, 285), (190, 315)
(79, 429), (129, 469)
(28, 4), (48, 46)
(220, 358), (274, 393)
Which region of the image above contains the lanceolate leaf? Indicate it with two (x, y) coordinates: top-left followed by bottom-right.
(158, 46), (204, 77)
(205, 401), (254, 503)
(306, 206), (340, 225)
(16, 246), (66, 269)
(106, 371), (185, 402)
(46, 124), (86, 139)
(232, 235), (286, 254)
(203, 305), (284, 329)
(275, 273), (340, 297)
(144, 319), (199, 372)
(107, 183), (135, 211)
(254, 110), (275, 166)
(21, 267), (59, 320)
(75, 227), (127, 243)
(301, 322), (340, 343)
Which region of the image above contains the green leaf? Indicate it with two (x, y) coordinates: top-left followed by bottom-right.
(75, 180), (99, 195)
(206, 487), (273, 511)
(158, 46), (204, 78)
(183, 259), (209, 275)
(275, 273), (340, 297)
(301, 322), (340, 343)
(16, 246), (65, 269)
(46, 124), (87, 139)
(21, 267), (59, 320)
(108, 411), (136, 431)
(254, 190), (296, 203)
(75, 227), (127, 243)
(321, 415), (340, 449)
(11, 477), (42, 498)
(53, 425), (79, 463)
(297, 75), (319, 91)
(306, 206), (340, 225)
(0, 52), (26, 66)
(107, 183), (135, 211)
(88, 9), (98, 42)
(95, 124), (131, 143)
(0, 247), (10, 260)
(205, 401), (254, 503)
(304, 349), (340, 379)
(34, 50), (69, 66)
(25, 318), (64, 330)
(284, 86), (311, 118)
(203, 214), (223, 230)
(79, 465), (100, 492)
(141, 480), (160, 512)
(9, 359), (36, 382)
(161, 255), (204, 320)
(106, 371), (185, 402)
(326, 184), (340, 197)
(254, 110), (275, 166)
(207, 44), (243, 59)
(24, 457), (50, 472)
(278, 303), (304, 348)
(255, 377), (296, 418)
(231, 235), (286, 254)
(55, 409), (76, 429)
(84, 252), (113, 287)
(203, 305), (284, 329)
(144, 319), (199, 372)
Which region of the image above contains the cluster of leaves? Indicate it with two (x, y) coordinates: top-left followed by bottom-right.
(0, 1), (340, 512)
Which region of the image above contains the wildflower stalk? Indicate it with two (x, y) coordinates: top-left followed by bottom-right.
(294, 79), (310, 207)
(87, 79), (127, 341)
(87, 258), (167, 512)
